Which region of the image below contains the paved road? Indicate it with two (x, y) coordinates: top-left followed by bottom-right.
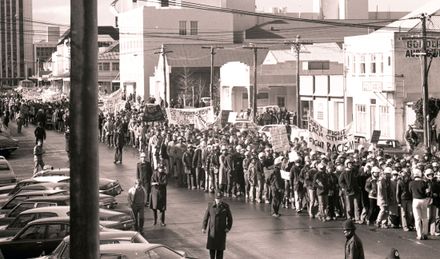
(5, 121), (440, 259)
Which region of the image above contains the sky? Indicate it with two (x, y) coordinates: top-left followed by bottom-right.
(33, 0), (433, 40)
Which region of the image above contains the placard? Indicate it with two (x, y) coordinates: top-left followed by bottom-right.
(166, 106), (215, 129)
(270, 126), (290, 153)
(281, 170), (291, 180)
(370, 130), (381, 144)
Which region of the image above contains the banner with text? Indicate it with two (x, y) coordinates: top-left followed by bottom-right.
(270, 126), (291, 153)
(166, 106), (215, 129)
(143, 104), (165, 122)
(307, 117), (355, 154)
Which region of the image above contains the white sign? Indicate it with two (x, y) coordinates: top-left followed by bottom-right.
(307, 117), (355, 154)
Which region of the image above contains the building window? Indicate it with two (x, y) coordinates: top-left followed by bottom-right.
(179, 21), (187, 35)
(379, 105), (391, 137)
(351, 56), (356, 74)
(98, 63), (103, 71)
(356, 104), (367, 134)
(161, 0), (169, 7)
(277, 97), (285, 107)
(377, 55), (383, 74)
(102, 62), (110, 71)
(190, 21), (198, 35)
(308, 61), (329, 70)
(360, 56), (366, 74)
(388, 56), (391, 66)
(370, 55), (376, 74)
(112, 62), (119, 71)
(257, 92), (269, 99)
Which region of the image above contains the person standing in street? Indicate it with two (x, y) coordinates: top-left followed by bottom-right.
(114, 127), (125, 164)
(343, 219), (365, 259)
(137, 152), (152, 206)
(202, 190), (233, 259)
(150, 164), (168, 226)
(270, 156), (284, 217)
(33, 140), (45, 174)
(34, 122), (46, 146)
(128, 180), (147, 233)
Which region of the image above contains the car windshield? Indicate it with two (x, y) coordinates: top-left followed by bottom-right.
(0, 163), (10, 170)
(8, 203), (35, 217)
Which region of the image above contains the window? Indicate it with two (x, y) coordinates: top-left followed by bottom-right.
(102, 63), (110, 71)
(370, 55), (376, 74)
(0, 163), (10, 170)
(9, 203), (35, 217)
(8, 213), (38, 229)
(257, 92), (269, 99)
(18, 225), (46, 240)
(308, 61), (329, 70)
(379, 105), (391, 138)
(351, 56), (356, 74)
(355, 104), (367, 134)
(190, 21), (198, 35)
(277, 97), (285, 107)
(360, 56), (366, 74)
(179, 21), (187, 35)
(161, 0), (169, 7)
(377, 55), (383, 74)
(98, 63), (103, 71)
(388, 56), (391, 66)
(46, 224), (70, 239)
(112, 62), (119, 71)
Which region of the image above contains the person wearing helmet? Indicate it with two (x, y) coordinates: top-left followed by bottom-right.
(314, 162), (329, 221)
(389, 170), (400, 228)
(339, 159), (362, 222)
(424, 168), (437, 236)
(255, 152), (266, 203)
(365, 167), (380, 225)
(409, 168), (429, 240)
(304, 158), (318, 219)
(291, 157), (305, 213)
(397, 168), (414, 232)
(375, 167), (392, 228)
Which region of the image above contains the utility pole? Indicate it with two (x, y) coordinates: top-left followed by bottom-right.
(70, 0), (99, 258)
(243, 44), (268, 123)
(155, 45), (172, 107)
(285, 35), (312, 128)
(202, 46), (224, 107)
(421, 13), (430, 150)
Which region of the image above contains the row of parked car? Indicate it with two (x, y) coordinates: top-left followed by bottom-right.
(0, 165), (194, 258)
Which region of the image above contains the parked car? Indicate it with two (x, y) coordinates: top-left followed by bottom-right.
(0, 189), (68, 214)
(0, 175), (70, 198)
(33, 168), (123, 196)
(0, 206), (134, 238)
(0, 156), (17, 187)
(0, 217), (72, 258)
(35, 231), (149, 259)
(99, 243), (194, 259)
(0, 133), (19, 156)
(376, 139), (408, 155)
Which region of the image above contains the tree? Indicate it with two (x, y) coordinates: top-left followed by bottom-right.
(412, 97), (440, 128)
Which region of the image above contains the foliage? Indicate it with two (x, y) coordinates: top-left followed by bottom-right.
(412, 97), (440, 128)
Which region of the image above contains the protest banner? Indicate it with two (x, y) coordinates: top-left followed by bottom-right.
(270, 126), (290, 153)
(143, 104), (165, 122)
(166, 106), (215, 129)
(307, 117), (355, 154)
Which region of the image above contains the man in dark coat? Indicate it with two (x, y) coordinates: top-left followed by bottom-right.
(137, 152), (152, 206)
(128, 180), (147, 233)
(34, 122), (46, 146)
(150, 165), (168, 226)
(343, 219), (365, 259)
(202, 190), (233, 259)
(114, 127), (125, 164)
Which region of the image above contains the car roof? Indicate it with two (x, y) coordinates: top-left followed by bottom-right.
(99, 208), (124, 217)
(26, 195), (70, 202)
(14, 189), (67, 197)
(20, 206), (70, 215)
(28, 216), (70, 225)
(24, 176), (70, 183)
(20, 182), (69, 189)
(33, 168), (70, 177)
(99, 243), (161, 253)
(62, 231), (143, 243)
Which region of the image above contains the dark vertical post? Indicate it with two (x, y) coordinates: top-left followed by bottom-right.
(252, 48), (258, 122)
(295, 40), (301, 128)
(421, 13), (430, 150)
(210, 47), (215, 105)
(162, 46), (168, 107)
(70, 0), (99, 258)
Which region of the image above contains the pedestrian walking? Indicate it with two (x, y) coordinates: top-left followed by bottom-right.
(343, 219), (365, 259)
(409, 168), (429, 240)
(150, 164), (168, 226)
(128, 180), (147, 233)
(114, 127), (125, 164)
(270, 156), (284, 217)
(202, 190), (233, 259)
(33, 140), (45, 174)
(34, 122), (46, 146)
(137, 152), (152, 206)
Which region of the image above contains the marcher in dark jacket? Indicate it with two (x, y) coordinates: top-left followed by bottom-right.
(339, 160), (361, 221)
(343, 219), (365, 259)
(114, 128), (125, 164)
(202, 190), (233, 259)
(137, 152), (152, 206)
(314, 163), (329, 221)
(150, 165), (168, 226)
(397, 169), (413, 231)
(270, 159), (284, 217)
(34, 122), (46, 146)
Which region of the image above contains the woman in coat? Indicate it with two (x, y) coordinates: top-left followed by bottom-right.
(150, 164), (168, 226)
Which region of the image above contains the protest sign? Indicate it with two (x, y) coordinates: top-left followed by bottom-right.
(307, 117), (355, 154)
(143, 104), (165, 122)
(166, 106), (215, 129)
(281, 170), (291, 181)
(270, 126), (290, 153)
(370, 130), (381, 144)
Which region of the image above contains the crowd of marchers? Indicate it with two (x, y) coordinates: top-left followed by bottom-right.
(1, 92), (440, 243)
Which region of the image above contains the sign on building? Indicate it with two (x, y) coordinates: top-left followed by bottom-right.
(404, 38), (440, 58)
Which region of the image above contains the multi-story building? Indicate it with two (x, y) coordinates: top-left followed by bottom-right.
(0, 0), (33, 86)
(117, 0), (257, 102)
(33, 27), (60, 81)
(344, 1), (440, 142)
(98, 42), (120, 94)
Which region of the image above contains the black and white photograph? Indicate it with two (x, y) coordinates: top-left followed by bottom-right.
(0, 0), (439, 258)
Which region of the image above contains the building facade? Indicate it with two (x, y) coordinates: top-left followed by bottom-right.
(118, 0), (257, 102)
(344, 2), (440, 142)
(0, 0), (33, 86)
